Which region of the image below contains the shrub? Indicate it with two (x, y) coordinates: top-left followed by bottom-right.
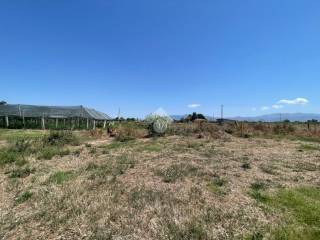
(273, 124), (295, 135)
(241, 162), (251, 170)
(43, 130), (79, 146)
(15, 138), (32, 153)
(88, 129), (104, 138)
(145, 114), (173, 136)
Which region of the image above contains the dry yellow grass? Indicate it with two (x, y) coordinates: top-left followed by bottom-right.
(0, 129), (319, 239)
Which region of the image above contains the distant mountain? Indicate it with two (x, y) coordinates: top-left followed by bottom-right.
(230, 113), (320, 122)
(170, 115), (187, 121)
(171, 113), (320, 122)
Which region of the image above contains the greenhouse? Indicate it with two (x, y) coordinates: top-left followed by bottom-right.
(0, 104), (111, 129)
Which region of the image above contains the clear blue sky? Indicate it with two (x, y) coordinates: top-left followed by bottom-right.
(1, 0), (320, 118)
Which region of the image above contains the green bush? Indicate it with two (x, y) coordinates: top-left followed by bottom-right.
(43, 130), (79, 146)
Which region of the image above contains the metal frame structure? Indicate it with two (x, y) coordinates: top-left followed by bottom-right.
(0, 104), (111, 129)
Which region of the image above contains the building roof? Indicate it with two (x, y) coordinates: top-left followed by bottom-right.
(0, 104), (111, 120)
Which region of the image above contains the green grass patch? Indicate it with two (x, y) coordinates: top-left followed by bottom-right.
(155, 163), (199, 183)
(290, 135), (320, 143)
(140, 143), (162, 152)
(0, 149), (22, 166)
(48, 171), (74, 184)
(299, 144), (320, 151)
(113, 155), (136, 175)
(0, 129), (44, 142)
(164, 218), (208, 240)
(128, 188), (166, 209)
(101, 140), (136, 151)
(267, 186), (320, 239)
(249, 181), (269, 203)
(186, 142), (205, 150)
(86, 154), (135, 179)
(207, 176), (228, 195)
(249, 186), (320, 239)
(37, 146), (70, 160)
(9, 166), (35, 178)
(15, 190), (33, 204)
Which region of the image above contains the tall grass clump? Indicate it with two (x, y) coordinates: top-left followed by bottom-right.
(0, 138), (32, 167)
(115, 125), (148, 142)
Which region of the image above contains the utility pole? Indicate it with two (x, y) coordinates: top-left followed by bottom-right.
(221, 105), (224, 120)
(117, 108), (121, 120)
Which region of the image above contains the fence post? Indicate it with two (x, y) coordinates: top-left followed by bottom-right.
(103, 120), (106, 129)
(5, 116), (9, 128)
(93, 120), (96, 130)
(56, 118), (58, 128)
(41, 116), (45, 130)
(22, 114), (25, 128)
(86, 118), (89, 129)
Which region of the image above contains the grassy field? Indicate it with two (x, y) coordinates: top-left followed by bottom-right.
(0, 124), (319, 239)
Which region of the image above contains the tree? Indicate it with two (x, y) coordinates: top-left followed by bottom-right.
(0, 101), (7, 105)
(183, 112), (207, 122)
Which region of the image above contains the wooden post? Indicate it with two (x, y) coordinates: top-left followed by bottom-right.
(103, 120), (106, 129)
(93, 120), (96, 130)
(86, 118), (89, 129)
(41, 116), (45, 130)
(5, 116), (9, 128)
(22, 112), (25, 128)
(56, 118), (58, 128)
(63, 119), (66, 128)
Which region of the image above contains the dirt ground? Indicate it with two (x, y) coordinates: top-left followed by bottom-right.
(0, 132), (319, 239)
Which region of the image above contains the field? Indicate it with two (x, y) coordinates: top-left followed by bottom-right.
(0, 122), (319, 239)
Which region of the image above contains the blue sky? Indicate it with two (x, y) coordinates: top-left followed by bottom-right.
(1, 0), (320, 118)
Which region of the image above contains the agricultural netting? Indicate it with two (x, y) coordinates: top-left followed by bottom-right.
(0, 104), (110, 120)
